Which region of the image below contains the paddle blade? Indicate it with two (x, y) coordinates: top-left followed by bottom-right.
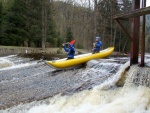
(69, 40), (75, 45)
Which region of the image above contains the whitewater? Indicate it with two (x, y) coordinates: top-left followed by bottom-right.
(0, 55), (150, 113)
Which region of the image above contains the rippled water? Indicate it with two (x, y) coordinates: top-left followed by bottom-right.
(0, 55), (150, 113)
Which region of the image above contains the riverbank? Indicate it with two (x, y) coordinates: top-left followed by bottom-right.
(0, 46), (128, 58)
(0, 46), (89, 58)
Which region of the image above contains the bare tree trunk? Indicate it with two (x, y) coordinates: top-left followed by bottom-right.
(122, 39), (128, 53)
(42, 0), (45, 49)
(41, 0), (47, 49)
(111, 0), (113, 45)
(24, 40), (28, 47)
(119, 30), (121, 52)
(24, 0), (29, 47)
(102, 28), (106, 49)
(94, 0), (98, 37)
(88, 0), (91, 10)
(45, 4), (47, 47)
(113, 25), (116, 47)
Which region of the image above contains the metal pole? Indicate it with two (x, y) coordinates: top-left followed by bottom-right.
(141, 0), (146, 67)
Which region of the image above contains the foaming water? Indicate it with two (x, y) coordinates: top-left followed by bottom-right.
(25, 63), (150, 113)
(25, 86), (150, 113)
(1, 56), (150, 113)
(0, 62), (38, 71)
(0, 55), (38, 71)
(1, 86), (150, 113)
(0, 57), (14, 69)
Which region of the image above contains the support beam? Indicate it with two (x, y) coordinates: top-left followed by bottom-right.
(114, 0), (150, 67)
(114, 6), (150, 19)
(114, 19), (132, 41)
(141, 0), (146, 67)
(130, 0), (140, 65)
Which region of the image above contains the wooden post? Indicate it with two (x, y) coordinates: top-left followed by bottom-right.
(130, 0), (140, 65)
(141, 0), (146, 67)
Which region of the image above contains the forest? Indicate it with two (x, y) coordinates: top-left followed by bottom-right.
(0, 0), (150, 53)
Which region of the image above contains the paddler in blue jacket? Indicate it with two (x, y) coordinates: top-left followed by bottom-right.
(92, 36), (102, 54)
(62, 42), (75, 60)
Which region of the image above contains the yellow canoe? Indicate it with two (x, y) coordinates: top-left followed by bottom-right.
(46, 47), (114, 69)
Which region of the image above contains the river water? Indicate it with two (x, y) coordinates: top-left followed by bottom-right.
(0, 55), (150, 113)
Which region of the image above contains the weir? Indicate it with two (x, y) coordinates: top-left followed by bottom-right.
(114, 0), (150, 66)
(1, 55), (150, 113)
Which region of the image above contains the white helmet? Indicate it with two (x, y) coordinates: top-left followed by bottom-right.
(96, 36), (100, 41)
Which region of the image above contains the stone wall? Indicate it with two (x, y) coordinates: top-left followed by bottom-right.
(0, 46), (88, 56)
(0, 47), (42, 56)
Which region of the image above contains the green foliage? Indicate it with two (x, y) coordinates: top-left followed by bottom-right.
(77, 44), (84, 49)
(0, 0), (27, 46)
(56, 32), (63, 47)
(0, 0), (135, 53)
(97, 0), (131, 52)
(0, 2), (2, 23)
(0, 2), (2, 38)
(25, 0), (42, 47)
(66, 27), (73, 42)
(57, 38), (63, 47)
(45, 2), (57, 47)
(0, 0), (57, 47)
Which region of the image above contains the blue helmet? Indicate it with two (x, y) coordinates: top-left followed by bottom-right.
(96, 36), (100, 41)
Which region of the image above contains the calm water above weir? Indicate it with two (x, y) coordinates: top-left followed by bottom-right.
(0, 55), (150, 113)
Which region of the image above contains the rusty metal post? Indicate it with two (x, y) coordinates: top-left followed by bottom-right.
(130, 0), (140, 65)
(141, 0), (146, 67)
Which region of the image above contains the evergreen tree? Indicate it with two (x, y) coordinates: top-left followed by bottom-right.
(46, 1), (57, 47)
(0, 2), (2, 44)
(0, 0), (57, 47)
(0, 2), (2, 25)
(26, 0), (42, 47)
(66, 27), (73, 42)
(2, 0), (27, 46)
(56, 32), (63, 47)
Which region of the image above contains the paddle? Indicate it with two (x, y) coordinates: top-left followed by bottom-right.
(69, 40), (75, 45)
(63, 40), (76, 45)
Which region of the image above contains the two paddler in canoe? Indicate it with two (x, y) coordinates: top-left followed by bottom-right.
(62, 36), (102, 60)
(46, 36), (115, 69)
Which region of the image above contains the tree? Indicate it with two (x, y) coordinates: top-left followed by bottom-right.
(0, 0), (57, 47)
(41, 0), (57, 49)
(0, 2), (2, 25)
(0, 0), (133, 52)
(25, 0), (42, 47)
(56, 32), (63, 47)
(66, 27), (73, 42)
(96, 0), (131, 52)
(1, 0), (27, 46)
(94, 0), (98, 37)
(0, 2), (2, 42)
